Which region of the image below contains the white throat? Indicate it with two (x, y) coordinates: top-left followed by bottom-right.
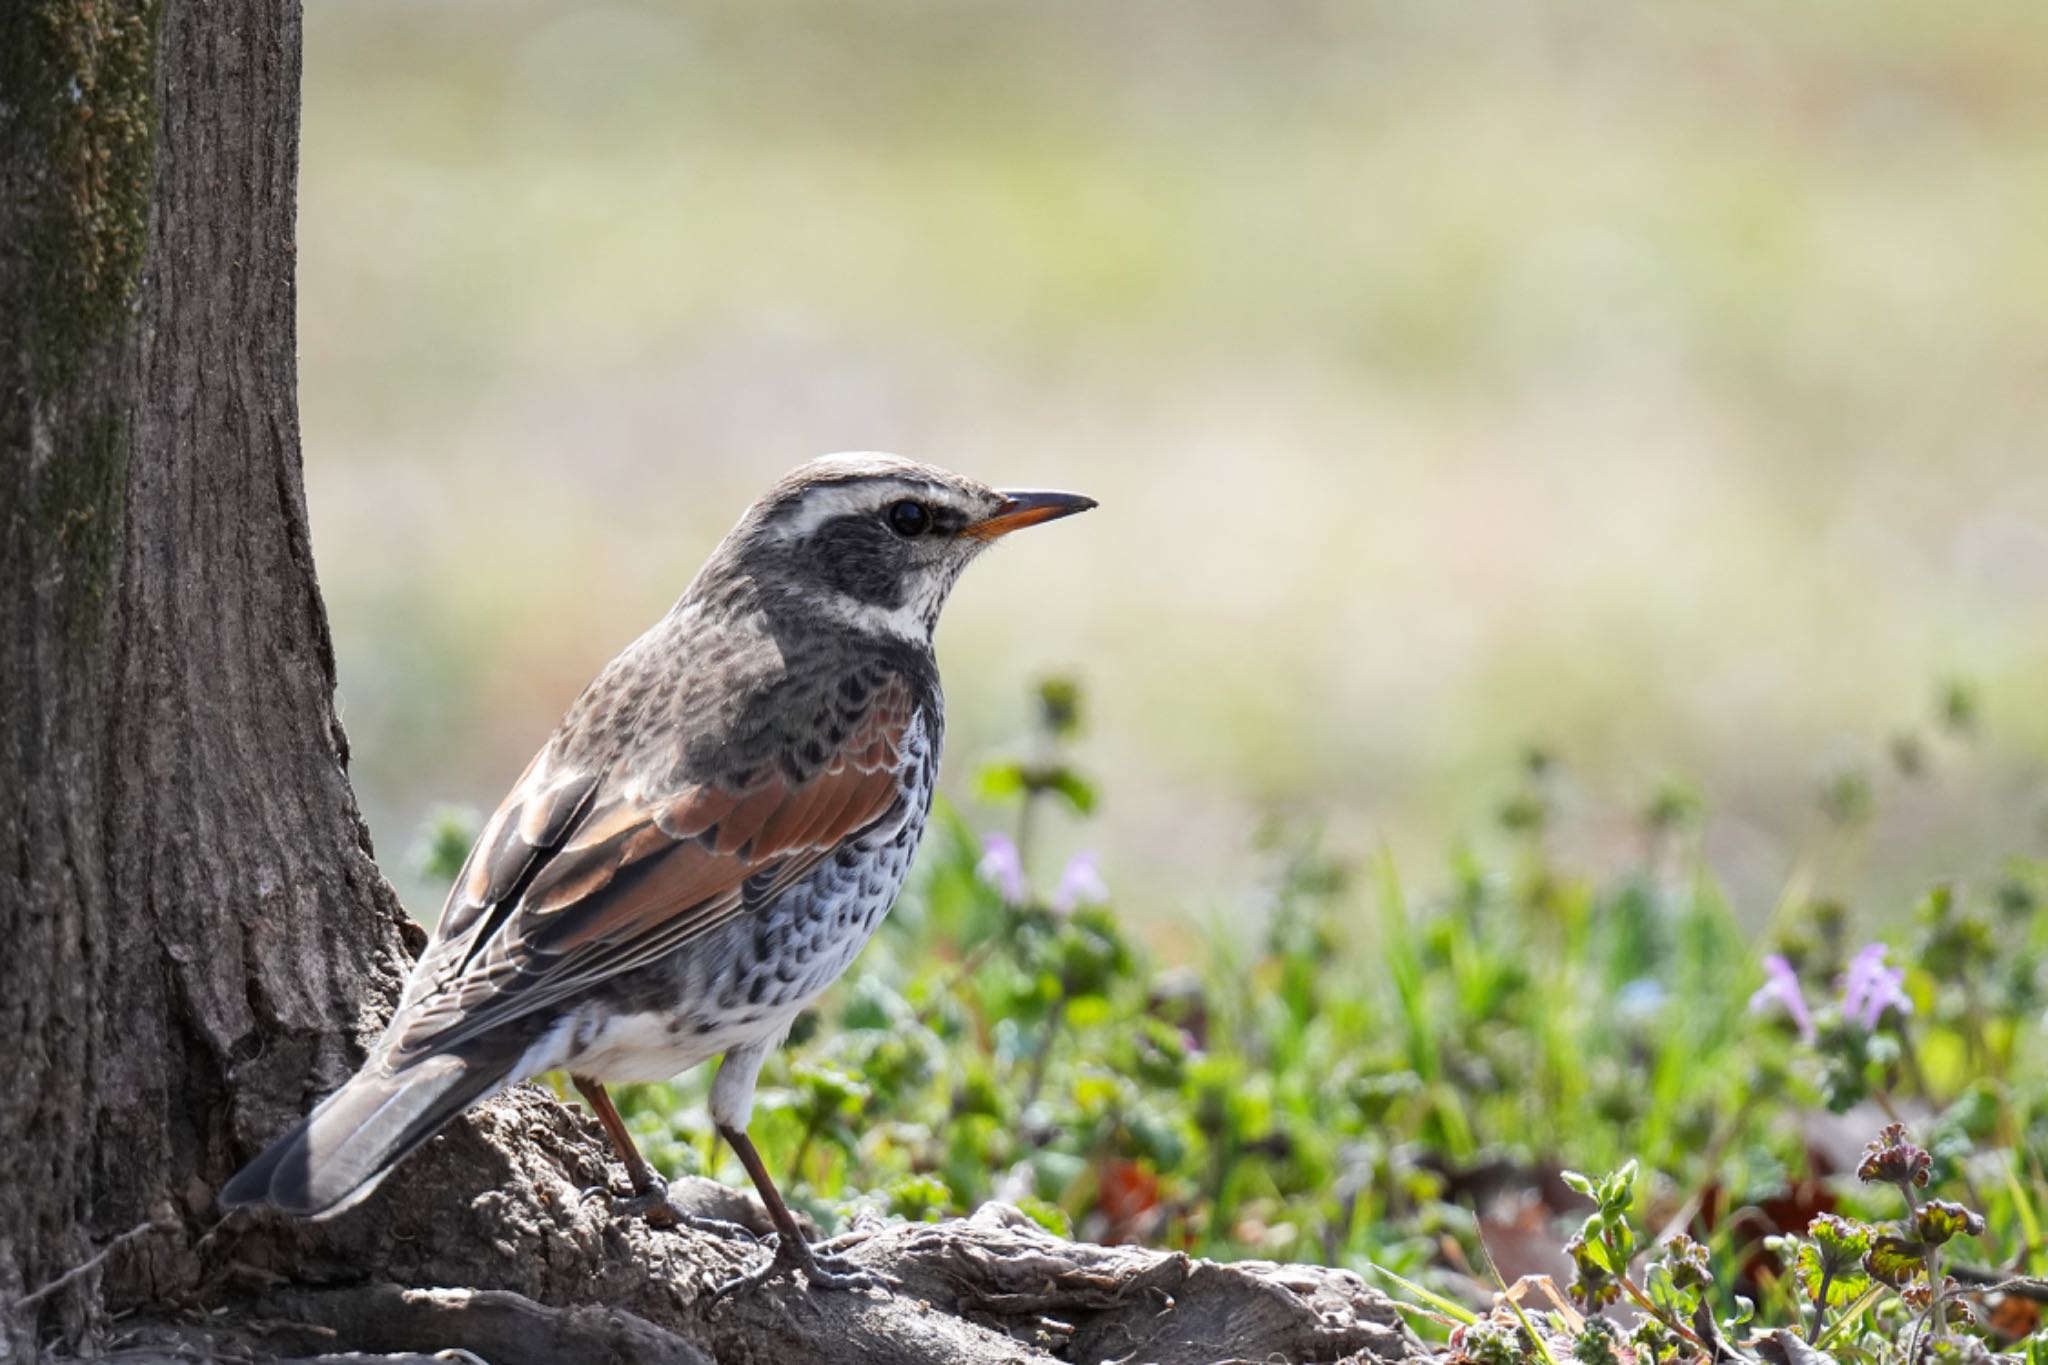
(814, 592), (935, 645)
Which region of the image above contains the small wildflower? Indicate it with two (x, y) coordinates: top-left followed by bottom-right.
(1654, 1233), (1713, 1294)
(1839, 942), (1912, 1031)
(1856, 1123), (1932, 1191)
(1900, 1276), (1975, 1327)
(1748, 955), (1816, 1044)
(1052, 851), (1109, 914)
(976, 833), (1027, 905)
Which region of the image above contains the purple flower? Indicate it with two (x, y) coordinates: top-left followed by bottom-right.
(1840, 943), (1912, 1031)
(976, 833), (1027, 906)
(1748, 954), (1816, 1043)
(1052, 852), (1109, 914)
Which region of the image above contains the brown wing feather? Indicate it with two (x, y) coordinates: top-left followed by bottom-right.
(389, 673), (918, 1062)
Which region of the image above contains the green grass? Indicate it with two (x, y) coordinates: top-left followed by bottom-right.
(403, 677), (2048, 1360)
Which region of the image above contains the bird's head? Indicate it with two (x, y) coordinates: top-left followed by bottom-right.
(703, 453), (1095, 643)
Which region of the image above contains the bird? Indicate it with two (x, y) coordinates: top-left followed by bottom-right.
(221, 453), (1095, 1297)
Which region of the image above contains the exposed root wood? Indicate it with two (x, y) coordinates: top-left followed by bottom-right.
(103, 1094), (1423, 1364)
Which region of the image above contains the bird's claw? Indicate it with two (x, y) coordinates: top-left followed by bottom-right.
(580, 1177), (677, 1228)
(582, 1175), (760, 1242)
(707, 1236), (896, 1305)
(672, 1210), (764, 1242)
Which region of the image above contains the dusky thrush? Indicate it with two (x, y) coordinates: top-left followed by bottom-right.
(222, 454), (1094, 1295)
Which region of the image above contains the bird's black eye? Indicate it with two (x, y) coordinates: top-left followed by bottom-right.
(886, 499), (932, 538)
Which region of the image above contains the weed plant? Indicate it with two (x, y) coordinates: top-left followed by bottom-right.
(413, 678), (2048, 1361)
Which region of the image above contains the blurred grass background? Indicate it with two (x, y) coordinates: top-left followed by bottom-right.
(299, 0), (2048, 927)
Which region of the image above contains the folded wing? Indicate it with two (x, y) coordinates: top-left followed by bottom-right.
(388, 672), (917, 1064)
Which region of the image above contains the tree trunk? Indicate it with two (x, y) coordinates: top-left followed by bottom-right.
(0, 3), (1422, 1362)
(2, 0), (420, 1346)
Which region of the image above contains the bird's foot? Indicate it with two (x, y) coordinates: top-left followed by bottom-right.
(580, 1175), (761, 1242)
(707, 1232), (896, 1304)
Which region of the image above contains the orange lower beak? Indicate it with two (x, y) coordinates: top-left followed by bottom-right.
(965, 489), (1098, 541)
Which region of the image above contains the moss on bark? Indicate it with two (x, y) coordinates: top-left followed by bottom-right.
(2, 0), (164, 387)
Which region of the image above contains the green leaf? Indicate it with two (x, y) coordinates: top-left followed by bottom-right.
(1034, 676), (1084, 739)
(1790, 1240), (1870, 1303)
(1453, 1322), (1525, 1365)
(1565, 1229), (1621, 1309)
(1012, 1195), (1071, 1239)
(1128, 1016), (1190, 1088)
(1056, 907), (1133, 996)
(1910, 1199), (1985, 1247)
(1364, 1264), (1478, 1327)
(1808, 1213), (1873, 1270)
(791, 1059), (871, 1113)
(883, 1171), (953, 1221)
(1863, 1234), (1929, 1288)
(1627, 1317), (1678, 1359)
(1048, 768), (1098, 815)
(1939, 678), (1980, 734)
(412, 805), (481, 886)
(974, 759), (1028, 804)
(953, 1065), (1005, 1120)
(1597, 1160), (1639, 1218)
(1571, 1316), (1623, 1365)
(1123, 1105), (1188, 1171)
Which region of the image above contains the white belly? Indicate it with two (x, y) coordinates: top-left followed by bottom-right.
(555, 1002), (808, 1083)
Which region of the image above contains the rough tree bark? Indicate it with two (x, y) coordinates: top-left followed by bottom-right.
(0, 2), (1424, 1362)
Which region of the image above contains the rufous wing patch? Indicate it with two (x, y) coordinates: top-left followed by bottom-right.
(387, 672), (920, 1061)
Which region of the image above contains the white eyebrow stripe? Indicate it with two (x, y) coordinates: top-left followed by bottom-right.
(767, 478), (941, 542)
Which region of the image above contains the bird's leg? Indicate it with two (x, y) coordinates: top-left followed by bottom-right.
(572, 1076), (757, 1242)
(706, 1122), (896, 1302)
(574, 1076), (668, 1211)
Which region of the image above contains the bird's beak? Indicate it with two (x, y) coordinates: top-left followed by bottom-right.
(964, 489), (1098, 541)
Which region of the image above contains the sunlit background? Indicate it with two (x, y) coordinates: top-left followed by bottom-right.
(301, 0), (2048, 933)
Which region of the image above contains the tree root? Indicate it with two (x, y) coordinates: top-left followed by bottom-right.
(95, 1089), (1423, 1365)
(146, 1206), (1420, 1364)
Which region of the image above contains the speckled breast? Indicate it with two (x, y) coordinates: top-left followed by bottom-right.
(559, 709), (939, 1083)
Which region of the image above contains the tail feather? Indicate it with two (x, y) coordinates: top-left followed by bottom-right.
(220, 1055), (506, 1218)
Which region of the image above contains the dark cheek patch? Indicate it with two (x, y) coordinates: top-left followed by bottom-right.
(808, 518), (908, 608)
